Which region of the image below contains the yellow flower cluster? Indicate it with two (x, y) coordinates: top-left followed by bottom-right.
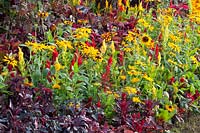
(81, 43), (103, 62)
(25, 41), (56, 52)
(73, 27), (92, 40)
(3, 54), (18, 67)
(132, 97), (142, 103)
(56, 40), (73, 50)
(189, 0), (200, 24)
(101, 32), (117, 42)
(124, 86), (137, 95)
(18, 47), (26, 76)
(37, 11), (48, 19)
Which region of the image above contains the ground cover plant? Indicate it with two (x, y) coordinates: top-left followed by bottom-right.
(0, 0), (199, 132)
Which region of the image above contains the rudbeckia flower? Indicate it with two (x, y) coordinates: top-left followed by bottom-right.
(140, 34), (153, 48)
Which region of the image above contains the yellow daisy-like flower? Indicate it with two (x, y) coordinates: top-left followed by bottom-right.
(124, 86), (137, 95)
(73, 27), (92, 40)
(168, 42), (181, 53)
(64, 20), (73, 26)
(52, 83), (61, 89)
(165, 105), (176, 112)
(143, 74), (153, 82)
(54, 60), (64, 72)
(140, 34), (152, 48)
(24, 82), (33, 87)
(38, 11), (48, 19)
(106, 90), (113, 95)
(131, 78), (140, 83)
(3, 54), (18, 67)
(113, 92), (120, 99)
(119, 75), (126, 80)
(168, 59), (177, 65)
(128, 65), (136, 70)
(56, 40), (73, 50)
(128, 70), (142, 76)
(132, 97), (142, 103)
(190, 56), (199, 65)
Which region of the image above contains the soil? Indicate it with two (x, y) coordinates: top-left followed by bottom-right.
(171, 113), (200, 133)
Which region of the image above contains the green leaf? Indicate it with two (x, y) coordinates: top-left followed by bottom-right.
(73, 62), (79, 73)
(46, 30), (54, 43)
(0, 83), (6, 89)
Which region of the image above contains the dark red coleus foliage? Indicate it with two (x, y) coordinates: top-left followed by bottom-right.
(186, 90), (200, 103)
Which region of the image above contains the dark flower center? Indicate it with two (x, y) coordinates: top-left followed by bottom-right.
(142, 36), (149, 42)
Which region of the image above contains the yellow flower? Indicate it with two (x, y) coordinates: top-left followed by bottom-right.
(143, 74), (153, 82)
(152, 85), (157, 99)
(64, 20), (73, 26)
(38, 11), (48, 19)
(110, 41), (115, 54)
(131, 78), (140, 83)
(77, 19), (88, 25)
(128, 70), (142, 76)
(128, 65), (136, 70)
(120, 75), (126, 80)
(73, 27), (92, 39)
(168, 59), (177, 65)
(54, 61), (62, 72)
(132, 97), (142, 103)
(105, 0), (109, 10)
(3, 54), (17, 67)
(114, 92), (120, 99)
(56, 40), (73, 50)
(24, 82), (33, 87)
(25, 41), (48, 52)
(52, 83), (61, 89)
(158, 52), (161, 66)
(140, 34), (152, 48)
(124, 87), (137, 95)
(68, 102), (74, 107)
(100, 39), (107, 54)
(18, 47), (25, 74)
(101, 32), (112, 42)
(138, 2), (144, 12)
(168, 42), (181, 53)
(106, 90), (112, 94)
(165, 105), (176, 112)
(124, 47), (132, 52)
(190, 56), (199, 64)
(138, 18), (149, 28)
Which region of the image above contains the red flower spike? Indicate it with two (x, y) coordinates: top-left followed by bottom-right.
(107, 56), (113, 67)
(45, 60), (51, 69)
(96, 100), (101, 108)
(169, 77), (176, 85)
(52, 48), (59, 63)
(78, 55), (83, 66)
(180, 77), (185, 83)
(118, 51), (124, 66)
(155, 44), (160, 59)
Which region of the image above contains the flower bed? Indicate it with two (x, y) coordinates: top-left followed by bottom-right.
(0, 0), (199, 132)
